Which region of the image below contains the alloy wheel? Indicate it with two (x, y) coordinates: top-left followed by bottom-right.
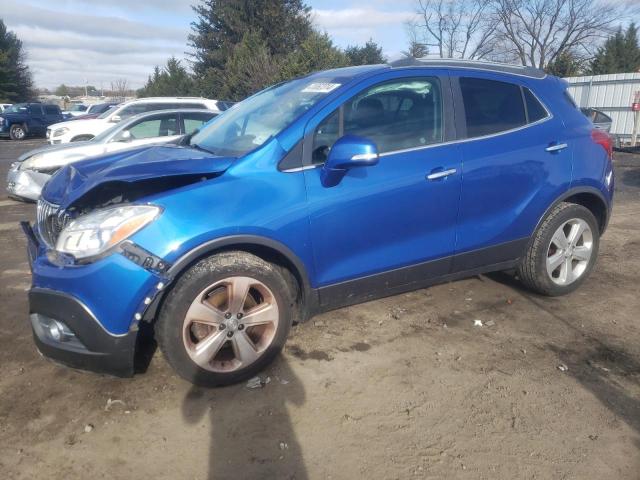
(182, 276), (280, 372)
(546, 218), (593, 286)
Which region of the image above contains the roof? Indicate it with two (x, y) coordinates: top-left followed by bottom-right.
(389, 58), (547, 79)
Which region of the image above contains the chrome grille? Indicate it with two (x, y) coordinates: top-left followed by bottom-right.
(36, 199), (72, 248)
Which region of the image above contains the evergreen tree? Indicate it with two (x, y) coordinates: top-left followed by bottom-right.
(0, 20), (34, 103)
(138, 57), (195, 97)
(546, 50), (584, 77)
(590, 23), (640, 74)
(189, 0), (313, 96)
(345, 39), (386, 65)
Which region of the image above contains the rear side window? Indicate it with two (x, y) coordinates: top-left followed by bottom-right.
(460, 78), (526, 137)
(183, 112), (217, 134)
(44, 105), (59, 115)
(29, 105), (44, 115)
(523, 89), (547, 123)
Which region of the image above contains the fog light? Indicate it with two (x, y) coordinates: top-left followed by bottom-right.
(36, 315), (77, 343)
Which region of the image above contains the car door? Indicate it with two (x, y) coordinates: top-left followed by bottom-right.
(451, 74), (572, 271)
(104, 112), (181, 153)
(28, 104), (46, 134)
(302, 73), (462, 307)
(43, 105), (62, 126)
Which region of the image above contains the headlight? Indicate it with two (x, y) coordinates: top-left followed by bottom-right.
(56, 205), (161, 259)
(21, 153), (63, 172)
(53, 127), (69, 137)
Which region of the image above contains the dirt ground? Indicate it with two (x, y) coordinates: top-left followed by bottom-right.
(0, 138), (639, 480)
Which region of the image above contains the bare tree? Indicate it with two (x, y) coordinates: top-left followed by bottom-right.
(412, 0), (499, 60)
(493, 0), (627, 68)
(110, 78), (130, 100)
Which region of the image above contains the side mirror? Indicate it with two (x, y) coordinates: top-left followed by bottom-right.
(110, 115), (122, 123)
(321, 135), (379, 187)
(116, 130), (132, 142)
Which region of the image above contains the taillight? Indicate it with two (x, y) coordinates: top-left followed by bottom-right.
(591, 129), (613, 159)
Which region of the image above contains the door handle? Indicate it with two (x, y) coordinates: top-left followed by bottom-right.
(545, 143), (568, 152)
(427, 168), (457, 180)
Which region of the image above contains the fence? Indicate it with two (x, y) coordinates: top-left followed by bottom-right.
(564, 72), (640, 146)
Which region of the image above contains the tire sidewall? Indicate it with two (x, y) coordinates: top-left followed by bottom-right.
(10, 124), (26, 140)
(532, 204), (600, 296)
(158, 253), (294, 387)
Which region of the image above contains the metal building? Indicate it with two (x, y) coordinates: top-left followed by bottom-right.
(565, 72), (640, 145)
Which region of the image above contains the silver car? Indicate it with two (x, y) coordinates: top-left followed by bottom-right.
(7, 109), (217, 201)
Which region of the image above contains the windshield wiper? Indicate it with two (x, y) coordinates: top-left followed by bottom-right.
(189, 142), (217, 155)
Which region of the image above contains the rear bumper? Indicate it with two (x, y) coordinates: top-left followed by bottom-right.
(29, 288), (137, 377)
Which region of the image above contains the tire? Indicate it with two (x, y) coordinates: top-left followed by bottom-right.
(156, 251), (296, 387)
(518, 202), (600, 296)
(70, 135), (94, 142)
(9, 124), (26, 141)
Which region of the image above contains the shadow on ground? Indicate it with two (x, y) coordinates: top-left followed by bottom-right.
(182, 358), (307, 480)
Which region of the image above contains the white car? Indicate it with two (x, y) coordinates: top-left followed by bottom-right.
(7, 109), (218, 201)
(46, 97), (223, 145)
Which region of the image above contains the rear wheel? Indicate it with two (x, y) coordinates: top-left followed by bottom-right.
(518, 202), (599, 296)
(9, 124), (26, 140)
(156, 251), (295, 387)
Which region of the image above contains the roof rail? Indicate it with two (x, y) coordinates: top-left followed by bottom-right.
(389, 58), (546, 79)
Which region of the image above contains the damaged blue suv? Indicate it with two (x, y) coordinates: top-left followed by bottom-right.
(24, 60), (614, 386)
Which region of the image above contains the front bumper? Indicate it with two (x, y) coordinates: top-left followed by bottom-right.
(29, 288), (138, 377)
(23, 221), (166, 377)
(6, 163), (50, 201)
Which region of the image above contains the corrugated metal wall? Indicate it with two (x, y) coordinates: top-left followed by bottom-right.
(565, 73), (640, 141)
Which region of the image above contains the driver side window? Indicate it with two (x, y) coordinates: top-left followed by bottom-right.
(312, 77), (443, 164)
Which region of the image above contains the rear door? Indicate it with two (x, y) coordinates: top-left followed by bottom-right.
(451, 74), (571, 271)
(43, 105), (62, 126)
(28, 104), (46, 134)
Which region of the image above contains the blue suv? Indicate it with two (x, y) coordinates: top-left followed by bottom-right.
(0, 103), (64, 140)
(23, 60), (614, 386)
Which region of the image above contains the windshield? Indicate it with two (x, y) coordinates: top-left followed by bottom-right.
(98, 105), (120, 119)
(190, 77), (344, 157)
(5, 103), (28, 113)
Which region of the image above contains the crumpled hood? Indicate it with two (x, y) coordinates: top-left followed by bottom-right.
(42, 144), (234, 207)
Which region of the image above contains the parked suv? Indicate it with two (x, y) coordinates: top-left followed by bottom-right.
(46, 97), (222, 144)
(0, 103), (64, 140)
(23, 60), (614, 386)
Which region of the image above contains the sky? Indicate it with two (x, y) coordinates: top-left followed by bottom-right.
(1, 0), (416, 90)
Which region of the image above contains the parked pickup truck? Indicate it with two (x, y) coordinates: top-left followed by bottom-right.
(0, 103), (65, 140)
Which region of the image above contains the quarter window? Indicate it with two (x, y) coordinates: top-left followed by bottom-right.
(523, 88), (547, 123)
(312, 78), (443, 163)
(460, 78), (526, 137)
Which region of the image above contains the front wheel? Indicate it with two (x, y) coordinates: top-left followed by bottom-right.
(9, 124), (26, 140)
(156, 251), (295, 387)
(518, 202), (600, 296)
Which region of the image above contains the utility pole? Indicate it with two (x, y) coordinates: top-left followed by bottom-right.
(632, 91), (640, 147)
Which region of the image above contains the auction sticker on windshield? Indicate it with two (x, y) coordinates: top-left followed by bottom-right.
(302, 83), (341, 93)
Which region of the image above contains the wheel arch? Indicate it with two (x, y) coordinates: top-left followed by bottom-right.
(537, 187), (610, 235)
(146, 235), (314, 324)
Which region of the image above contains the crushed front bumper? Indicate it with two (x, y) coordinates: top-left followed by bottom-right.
(6, 163), (50, 201)
(29, 288), (138, 377)
(22, 221), (165, 377)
